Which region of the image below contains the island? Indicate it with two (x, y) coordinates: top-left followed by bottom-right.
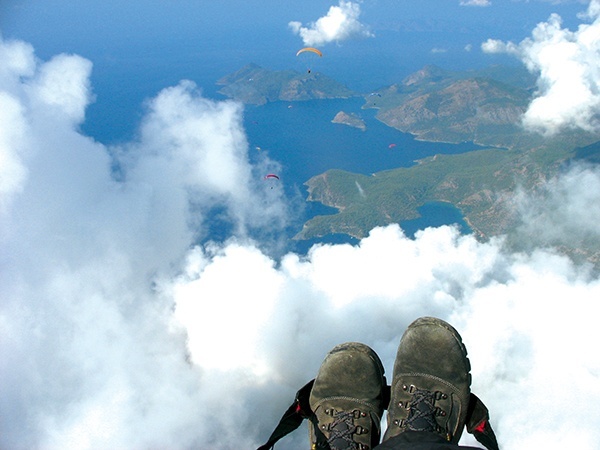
(331, 111), (366, 131)
(216, 63), (356, 105)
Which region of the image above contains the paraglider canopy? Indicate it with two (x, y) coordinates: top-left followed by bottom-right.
(296, 47), (323, 57)
(296, 48), (322, 73)
(264, 173), (280, 189)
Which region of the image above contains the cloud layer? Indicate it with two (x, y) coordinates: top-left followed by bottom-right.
(2, 34), (600, 450)
(482, 0), (600, 134)
(289, 1), (373, 47)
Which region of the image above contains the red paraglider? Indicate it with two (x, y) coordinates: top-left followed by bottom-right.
(388, 143), (397, 149)
(264, 173), (280, 189)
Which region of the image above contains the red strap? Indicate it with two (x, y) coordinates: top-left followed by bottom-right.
(474, 419), (487, 434)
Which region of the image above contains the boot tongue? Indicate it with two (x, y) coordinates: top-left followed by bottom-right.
(405, 389), (439, 433)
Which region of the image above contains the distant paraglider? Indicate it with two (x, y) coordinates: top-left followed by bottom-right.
(296, 47), (322, 73)
(388, 143), (397, 149)
(264, 173), (280, 189)
(296, 47), (323, 57)
(370, 92), (382, 105)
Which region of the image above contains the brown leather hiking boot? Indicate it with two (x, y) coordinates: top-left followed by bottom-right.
(309, 342), (387, 450)
(383, 317), (472, 445)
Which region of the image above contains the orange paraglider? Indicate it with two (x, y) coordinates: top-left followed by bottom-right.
(296, 47), (322, 73)
(296, 47), (323, 57)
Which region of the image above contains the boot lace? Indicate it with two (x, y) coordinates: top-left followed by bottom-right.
(404, 388), (448, 438)
(322, 409), (371, 450)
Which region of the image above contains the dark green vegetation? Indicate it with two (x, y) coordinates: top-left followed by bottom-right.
(217, 63), (356, 105)
(219, 63), (600, 263)
(294, 65), (600, 244)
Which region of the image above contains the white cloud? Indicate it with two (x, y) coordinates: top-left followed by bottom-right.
(289, 1), (373, 47)
(481, 39), (520, 55)
(460, 0), (492, 6)
(482, 1), (600, 134)
(512, 163), (600, 252)
(119, 80), (290, 242)
(2, 35), (600, 450)
(0, 39), (36, 214)
(29, 53), (93, 123)
(0, 91), (28, 210)
(0, 35), (288, 449)
(588, 0), (600, 18)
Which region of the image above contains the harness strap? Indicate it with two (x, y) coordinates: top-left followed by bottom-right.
(258, 384), (499, 450)
(257, 379), (328, 450)
(465, 393), (500, 450)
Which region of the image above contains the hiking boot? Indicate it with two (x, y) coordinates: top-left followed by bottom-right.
(383, 317), (471, 445)
(309, 342), (386, 450)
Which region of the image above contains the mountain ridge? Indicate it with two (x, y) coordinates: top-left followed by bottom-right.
(364, 66), (532, 147)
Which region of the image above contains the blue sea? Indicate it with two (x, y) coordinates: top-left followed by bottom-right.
(242, 98), (475, 251)
(81, 51), (478, 254)
(243, 98), (481, 183)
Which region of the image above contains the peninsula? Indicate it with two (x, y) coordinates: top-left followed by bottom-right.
(294, 65), (600, 265)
